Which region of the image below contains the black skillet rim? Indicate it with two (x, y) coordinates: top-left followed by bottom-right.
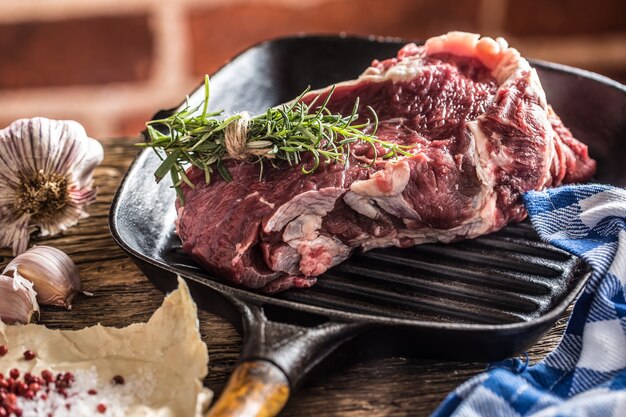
(107, 33), (621, 331)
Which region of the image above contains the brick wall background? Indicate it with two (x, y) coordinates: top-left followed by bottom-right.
(2, 0), (625, 139)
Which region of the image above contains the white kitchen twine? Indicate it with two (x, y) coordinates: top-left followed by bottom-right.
(224, 112), (252, 160)
(223, 112), (273, 160)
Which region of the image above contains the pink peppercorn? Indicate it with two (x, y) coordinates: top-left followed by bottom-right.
(41, 370), (53, 383)
(16, 382), (27, 395)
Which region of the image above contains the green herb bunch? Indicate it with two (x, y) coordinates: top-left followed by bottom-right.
(139, 76), (412, 202)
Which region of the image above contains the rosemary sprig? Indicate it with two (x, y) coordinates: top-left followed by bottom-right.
(138, 75), (413, 203)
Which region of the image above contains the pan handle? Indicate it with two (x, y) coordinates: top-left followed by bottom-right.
(204, 301), (366, 417)
(205, 360), (289, 417)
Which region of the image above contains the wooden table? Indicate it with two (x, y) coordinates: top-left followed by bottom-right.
(0, 138), (572, 417)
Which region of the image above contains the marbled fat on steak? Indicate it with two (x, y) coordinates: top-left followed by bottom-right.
(176, 32), (596, 292)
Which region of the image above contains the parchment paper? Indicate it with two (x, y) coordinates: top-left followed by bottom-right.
(0, 277), (212, 416)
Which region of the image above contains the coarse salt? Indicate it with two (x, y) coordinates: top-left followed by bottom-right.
(15, 367), (155, 417)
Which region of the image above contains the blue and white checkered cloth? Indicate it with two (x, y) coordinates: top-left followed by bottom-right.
(433, 184), (626, 417)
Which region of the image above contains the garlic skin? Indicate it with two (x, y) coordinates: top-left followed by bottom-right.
(0, 273), (40, 324)
(0, 117), (104, 255)
(4, 246), (82, 309)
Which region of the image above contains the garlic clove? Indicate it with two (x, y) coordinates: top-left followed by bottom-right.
(0, 273), (40, 324)
(4, 245), (82, 309)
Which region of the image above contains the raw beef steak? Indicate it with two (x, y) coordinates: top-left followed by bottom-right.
(176, 32), (596, 292)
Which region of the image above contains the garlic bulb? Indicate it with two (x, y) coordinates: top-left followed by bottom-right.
(0, 273), (39, 324)
(0, 117), (104, 255)
(4, 246), (82, 309)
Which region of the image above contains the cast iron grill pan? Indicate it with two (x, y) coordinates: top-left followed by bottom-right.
(109, 35), (626, 417)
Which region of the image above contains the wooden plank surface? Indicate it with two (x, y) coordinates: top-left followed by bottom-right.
(0, 138), (571, 417)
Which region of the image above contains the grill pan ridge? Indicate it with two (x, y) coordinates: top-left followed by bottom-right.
(109, 35), (626, 417)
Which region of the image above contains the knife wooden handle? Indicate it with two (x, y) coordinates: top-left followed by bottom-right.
(205, 360), (290, 417)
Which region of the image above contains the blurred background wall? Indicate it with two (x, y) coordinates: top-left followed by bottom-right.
(1, 0), (625, 139)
